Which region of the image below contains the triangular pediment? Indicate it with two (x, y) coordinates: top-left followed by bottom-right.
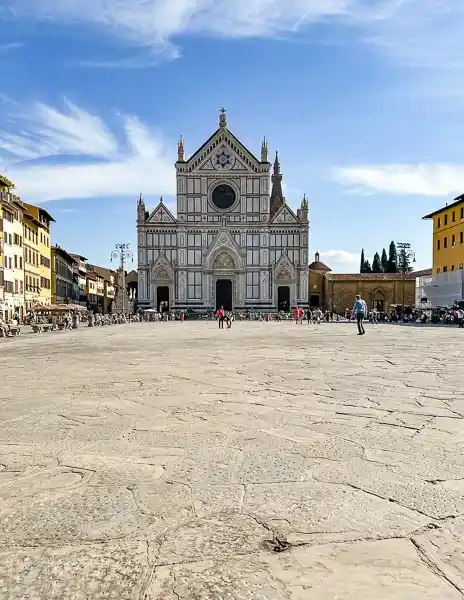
(271, 203), (299, 224)
(186, 129), (263, 174)
(147, 201), (177, 224)
(151, 252), (174, 278)
(205, 230), (244, 269)
(275, 252), (296, 277)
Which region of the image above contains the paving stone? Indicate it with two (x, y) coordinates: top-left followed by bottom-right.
(0, 541), (150, 600)
(1, 322), (464, 597)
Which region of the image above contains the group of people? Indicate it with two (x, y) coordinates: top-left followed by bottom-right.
(0, 311), (20, 338)
(215, 306), (233, 329)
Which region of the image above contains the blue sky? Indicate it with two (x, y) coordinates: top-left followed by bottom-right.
(1, 0), (463, 272)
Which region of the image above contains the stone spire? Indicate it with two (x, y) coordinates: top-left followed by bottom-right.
(270, 151), (285, 217)
(261, 137), (268, 162)
(297, 193), (309, 222)
(137, 193), (145, 223)
(177, 135), (185, 161)
(219, 107), (227, 128)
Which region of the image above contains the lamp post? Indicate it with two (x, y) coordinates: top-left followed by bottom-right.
(397, 242), (416, 309)
(110, 243), (133, 314)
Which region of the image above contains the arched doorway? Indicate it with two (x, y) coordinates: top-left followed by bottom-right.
(372, 290), (385, 312)
(157, 286), (170, 312)
(216, 280), (232, 311)
(278, 286), (290, 312)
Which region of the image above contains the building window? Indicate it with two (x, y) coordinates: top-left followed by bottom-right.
(444, 214), (448, 225)
(443, 266), (448, 272)
(246, 198), (260, 213)
(460, 264), (463, 270)
(187, 249), (202, 266)
(437, 239), (440, 250)
(452, 234), (456, 246)
(444, 237), (448, 248)
(451, 265), (455, 271)
(461, 207), (464, 219)
(246, 272), (260, 299)
(460, 231), (463, 244)
(452, 210), (456, 222)
(246, 234), (260, 247)
(246, 250), (260, 266)
(187, 233), (201, 247)
(437, 217), (441, 228)
(187, 272), (202, 299)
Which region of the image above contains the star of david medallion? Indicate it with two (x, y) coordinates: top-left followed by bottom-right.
(215, 151), (232, 169)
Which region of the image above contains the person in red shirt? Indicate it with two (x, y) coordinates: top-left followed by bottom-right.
(216, 306), (225, 329)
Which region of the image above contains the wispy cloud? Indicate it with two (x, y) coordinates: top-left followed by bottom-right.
(5, 0), (464, 78)
(0, 42), (22, 54)
(335, 164), (464, 197)
(0, 99), (175, 202)
(319, 249), (359, 273)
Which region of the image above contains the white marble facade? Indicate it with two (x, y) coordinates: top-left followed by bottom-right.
(137, 110), (309, 312)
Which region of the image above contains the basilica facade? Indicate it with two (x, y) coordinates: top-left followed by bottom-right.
(136, 110), (309, 312)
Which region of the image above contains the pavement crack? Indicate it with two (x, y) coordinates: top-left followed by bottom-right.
(410, 538), (464, 596)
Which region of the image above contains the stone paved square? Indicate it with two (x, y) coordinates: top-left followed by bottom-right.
(1, 321), (464, 599)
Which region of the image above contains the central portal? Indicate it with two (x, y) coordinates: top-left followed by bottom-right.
(216, 279), (232, 311)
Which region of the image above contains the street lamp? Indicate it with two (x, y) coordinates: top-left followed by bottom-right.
(397, 242), (416, 309)
(110, 243), (134, 314)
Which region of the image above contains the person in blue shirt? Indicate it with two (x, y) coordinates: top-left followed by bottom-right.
(353, 294), (367, 335)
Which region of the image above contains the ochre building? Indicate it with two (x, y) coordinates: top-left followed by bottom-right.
(308, 253), (416, 313)
(24, 203), (54, 306)
(422, 194), (464, 275)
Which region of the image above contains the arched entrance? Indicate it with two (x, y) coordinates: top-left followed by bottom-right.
(157, 286), (170, 312)
(278, 286), (290, 312)
(216, 280), (232, 311)
(372, 290), (385, 312)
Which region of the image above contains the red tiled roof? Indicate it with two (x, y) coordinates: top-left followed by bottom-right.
(309, 261), (331, 272)
(326, 272), (416, 281)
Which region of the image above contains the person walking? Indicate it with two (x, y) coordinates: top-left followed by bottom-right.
(353, 294), (367, 335)
(216, 306), (225, 329)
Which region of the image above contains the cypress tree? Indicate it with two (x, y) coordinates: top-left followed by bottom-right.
(372, 252), (382, 273)
(360, 249), (365, 273)
(398, 248), (413, 273)
(381, 248), (388, 272)
(363, 260), (372, 273)
(387, 241), (398, 273)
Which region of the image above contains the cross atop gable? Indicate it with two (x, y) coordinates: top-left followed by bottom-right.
(147, 200), (177, 224)
(181, 128), (268, 175)
(271, 204), (299, 224)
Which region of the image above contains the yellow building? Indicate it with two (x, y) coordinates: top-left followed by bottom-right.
(23, 203), (55, 305)
(23, 208), (42, 311)
(422, 194), (464, 275)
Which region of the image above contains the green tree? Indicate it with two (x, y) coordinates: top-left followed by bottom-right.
(360, 249), (365, 273)
(372, 252), (382, 273)
(0, 174), (15, 189)
(381, 248), (388, 272)
(386, 241), (398, 273)
(398, 248), (413, 273)
(363, 260), (372, 273)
